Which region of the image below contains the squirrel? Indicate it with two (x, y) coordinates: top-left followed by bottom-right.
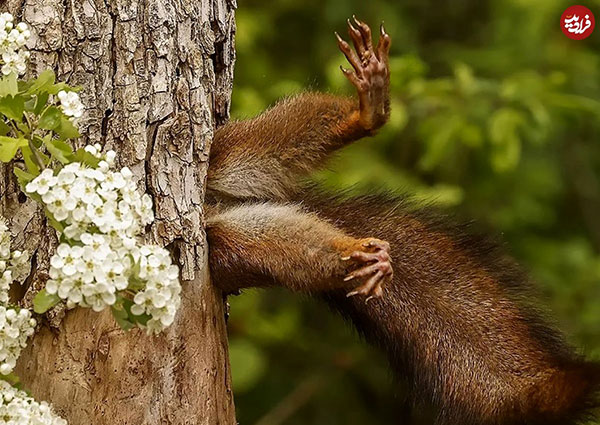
(204, 17), (600, 425)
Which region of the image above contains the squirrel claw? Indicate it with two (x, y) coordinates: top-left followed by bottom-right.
(344, 238), (392, 300)
(337, 17), (391, 132)
(345, 270), (385, 300)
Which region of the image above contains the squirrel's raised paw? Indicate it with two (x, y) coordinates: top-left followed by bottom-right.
(335, 16), (391, 131)
(342, 238), (392, 302)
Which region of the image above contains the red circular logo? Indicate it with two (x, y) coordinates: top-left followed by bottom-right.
(561, 5), (595, 40)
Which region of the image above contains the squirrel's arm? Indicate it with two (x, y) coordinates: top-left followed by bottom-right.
(207, 18), (391, 201)
(205, 202), (392, 298)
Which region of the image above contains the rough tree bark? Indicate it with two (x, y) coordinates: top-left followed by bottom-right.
(1, 0), (237, 424)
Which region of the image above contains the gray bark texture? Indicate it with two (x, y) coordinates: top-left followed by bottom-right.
(0, 0), (237, 423)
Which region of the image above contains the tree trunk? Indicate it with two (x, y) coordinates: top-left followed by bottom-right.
(1, 0), (237, 423)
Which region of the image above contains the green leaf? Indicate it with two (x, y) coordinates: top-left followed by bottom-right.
(0, 95), (25, 122)
(111, 303), (135, 331)
(23, 96), (36, 112)
(72, 148), (100, 168)
(111, 296), (152, 330)
(127, 259), (144, 290)
(131, 257), (141, 277)
(15, 121), (29, 136)
(33, 289), (60, 314)
(40, 150), (51, 165)
(34, 92), (49, 115)
(25, 69), (56, 95)
(13, 166), (36, 187)
(43, 137), (74, 164)
(47, 82), (73, 95)
(17, 79), (32, 93)
(122, 297), (151, 326)
(0, 136), (27, 162)
(56, 116), (80, 140)
(127, 275), (145, 291)
(0, 372), (21, 388)
(20, 145), (40, 175)
(0, 73), (18, 97)
(38, 106), (62, 130)
(14, 166), (42, 202)
(32, 135), (43, 149)
(0, 120), (10, 136)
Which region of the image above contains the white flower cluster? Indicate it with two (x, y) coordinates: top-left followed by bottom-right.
(57, 91), (84, 119)
(131, 245), (181, 333)
(0, 220), (35, 376)
(0, 381), (66, 425)
(0, 220), (29, 304)
(0, 13), (31, 76)
(0, 306), (35, 375)
(0, 222), (65, 423)
(25, 152), (152, 237)
(25, 147), (181, 333)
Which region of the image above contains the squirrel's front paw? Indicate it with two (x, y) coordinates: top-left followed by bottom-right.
(335, 16), (391, 131)
(342, 238), (393, 302)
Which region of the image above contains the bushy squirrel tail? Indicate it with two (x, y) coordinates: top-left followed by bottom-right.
(523, 360), (600, 425)
(304, 191), (599, 425)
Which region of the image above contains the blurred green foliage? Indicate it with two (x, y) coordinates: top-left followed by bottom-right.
(226, 0), (600, 423)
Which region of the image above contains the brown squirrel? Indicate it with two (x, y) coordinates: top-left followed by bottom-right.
(204, 17), (600, 425)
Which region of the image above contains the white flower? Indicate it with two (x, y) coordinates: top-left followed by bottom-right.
(0, 220), (10, 261)
(1, 49), (29, 75)
(9, 249), (29, 282)
(0, 305), (35, 375)
(0, 271), (11, 304)
(120, 167), (132, 179)
(130, 244), (181, 334)
(57, 169), (76, 186)
(83, 281), (116, 312)
(105, 150), (116, 165)
(84, 145), (98, 156)
(101, 170), (126, 191)
(25, 169), (57, 196)
(86, 201), (115, 228)
(0, 219), (30, 302)
(0, 15), (30, 75)
(0, 380), (67, 425)
(41, 186), (65, 204)
(50, 244), (83, 276)
(140, 194), (154, 224)
(83, 167), (105, 182)
(63, 223), (85, 240)
(57, 90), (84, 118)
(77, 249), (107, 284)
(80, 233), (111, 260)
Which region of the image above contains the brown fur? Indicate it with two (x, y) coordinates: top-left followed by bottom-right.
(205, 201), (365, 294)
(207, 93), (366, 201)
(305, 193), (600, 425)
(204, 19), (599, 425)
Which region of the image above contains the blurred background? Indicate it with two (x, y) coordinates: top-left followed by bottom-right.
(225, 0), (600, 423)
